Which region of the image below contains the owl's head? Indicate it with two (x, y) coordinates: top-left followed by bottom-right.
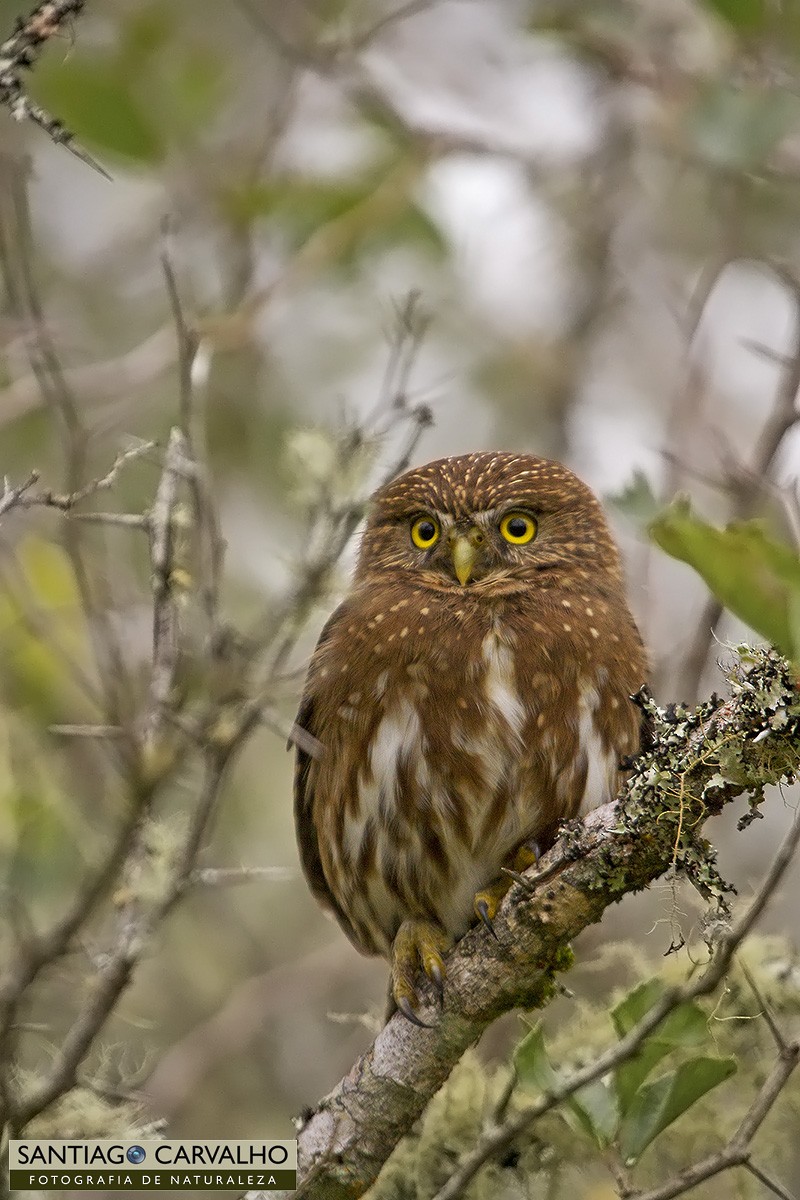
(355, 452), (623, 594)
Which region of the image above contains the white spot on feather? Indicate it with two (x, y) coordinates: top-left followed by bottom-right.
(365, 699), (423, 807)
(482, 631), (524, 743)
(577, 683), (618, 816)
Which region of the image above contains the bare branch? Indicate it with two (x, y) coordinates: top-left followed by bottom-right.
(0, 324), (178, 428)
(0, 158), (133, 730)
(0, 441), (156, 519)
(160, 224), (225, 635)
(189, 866), (294, 889)
(145, 427), (188, 742)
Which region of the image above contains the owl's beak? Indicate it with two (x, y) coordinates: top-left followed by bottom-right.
(450, 530), (482, 586)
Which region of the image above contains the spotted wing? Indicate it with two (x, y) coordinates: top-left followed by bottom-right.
(292, 609), (360, 945)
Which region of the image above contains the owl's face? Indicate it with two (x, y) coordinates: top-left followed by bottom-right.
(356, 452), (622, 594)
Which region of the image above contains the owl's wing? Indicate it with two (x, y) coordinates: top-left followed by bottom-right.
(292, 611), (359, 944)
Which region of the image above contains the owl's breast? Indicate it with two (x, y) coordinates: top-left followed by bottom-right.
(315, 614), (550, 946)
(309, 594), (636, 953)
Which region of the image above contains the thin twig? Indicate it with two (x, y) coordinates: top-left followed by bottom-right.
(145, 427), (187, 740)
(48, 724), (124, 739)
(160, 225), (225, 634)
(743, 1161), (797, 1200)
(0, 441), (156, 518)
(0, 159), (133, 731)
(189, 866), (294, 888)
(737, 955), (789, 1053)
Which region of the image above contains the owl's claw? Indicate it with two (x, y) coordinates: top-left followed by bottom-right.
(391, 918), (451, 1026)
(474, 842), (543, 934)
(397, 996), (433, 1028)
(475, 897), (499, 939)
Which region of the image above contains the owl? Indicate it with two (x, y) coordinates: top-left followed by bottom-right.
(294, 452), (646, 1023)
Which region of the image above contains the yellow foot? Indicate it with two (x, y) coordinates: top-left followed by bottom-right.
(391, 919), (452, 1027)
(474, 842), (541, 936)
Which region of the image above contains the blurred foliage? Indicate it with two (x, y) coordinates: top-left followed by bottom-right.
(368, 938), (800, 1199)
(615, 472), (800, 664)
(31, 2), (228, 164)
(650, 501), (800, 661)
(515, 983), (737, 1162)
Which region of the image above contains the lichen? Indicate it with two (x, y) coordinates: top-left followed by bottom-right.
(605, 647), (800, 914)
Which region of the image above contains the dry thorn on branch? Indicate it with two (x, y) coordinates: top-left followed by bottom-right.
(0, 1), (109, 177)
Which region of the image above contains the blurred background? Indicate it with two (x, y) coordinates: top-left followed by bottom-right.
(1, 0), (800, 1178)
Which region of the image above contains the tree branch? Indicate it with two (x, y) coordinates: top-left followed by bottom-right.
(254, 649), (800, 1200)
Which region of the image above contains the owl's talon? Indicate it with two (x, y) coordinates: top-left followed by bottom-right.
(516, 841), (541, 870)
(397, 995), (432, 1028)
(475, 897), (499, 939)
(391, 918), (451, 1025)
(475, 842), (543, 931)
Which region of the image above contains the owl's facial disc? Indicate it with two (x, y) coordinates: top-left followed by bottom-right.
(449, 527), (485, 586)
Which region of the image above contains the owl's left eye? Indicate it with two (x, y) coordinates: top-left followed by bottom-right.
(410, 516), (440, 549)
(500, 511), (537, 545)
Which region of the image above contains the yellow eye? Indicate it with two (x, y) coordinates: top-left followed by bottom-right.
(410, 516), (440, 549)
(500, 512), (537, 545)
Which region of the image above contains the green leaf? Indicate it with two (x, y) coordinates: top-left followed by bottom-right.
(619, 1056), (737, 1163)
(117, 1), (175, 72)
(702, 0), (766, 33)
(32, 58), (164, 165)
(515, 1023), (559, 1092)
(611, 979), (666, 1037)
(612, 986), (709, 1113)
(165, 47), (228, 138)
(687, 85), (798, 172)
(609, 471), (661, 528)
(568, 1078), (619, 1148)
(516, 1025), (619, 1148)
(650, 500), (800, 658)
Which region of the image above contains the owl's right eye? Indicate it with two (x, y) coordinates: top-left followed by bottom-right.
(410, 516), (440, 549)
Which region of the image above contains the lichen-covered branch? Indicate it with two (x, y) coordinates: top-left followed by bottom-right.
(264, 648), (800, 1200)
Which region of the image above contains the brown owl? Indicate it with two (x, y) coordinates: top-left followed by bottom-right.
(294, 452), (646, 1023)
